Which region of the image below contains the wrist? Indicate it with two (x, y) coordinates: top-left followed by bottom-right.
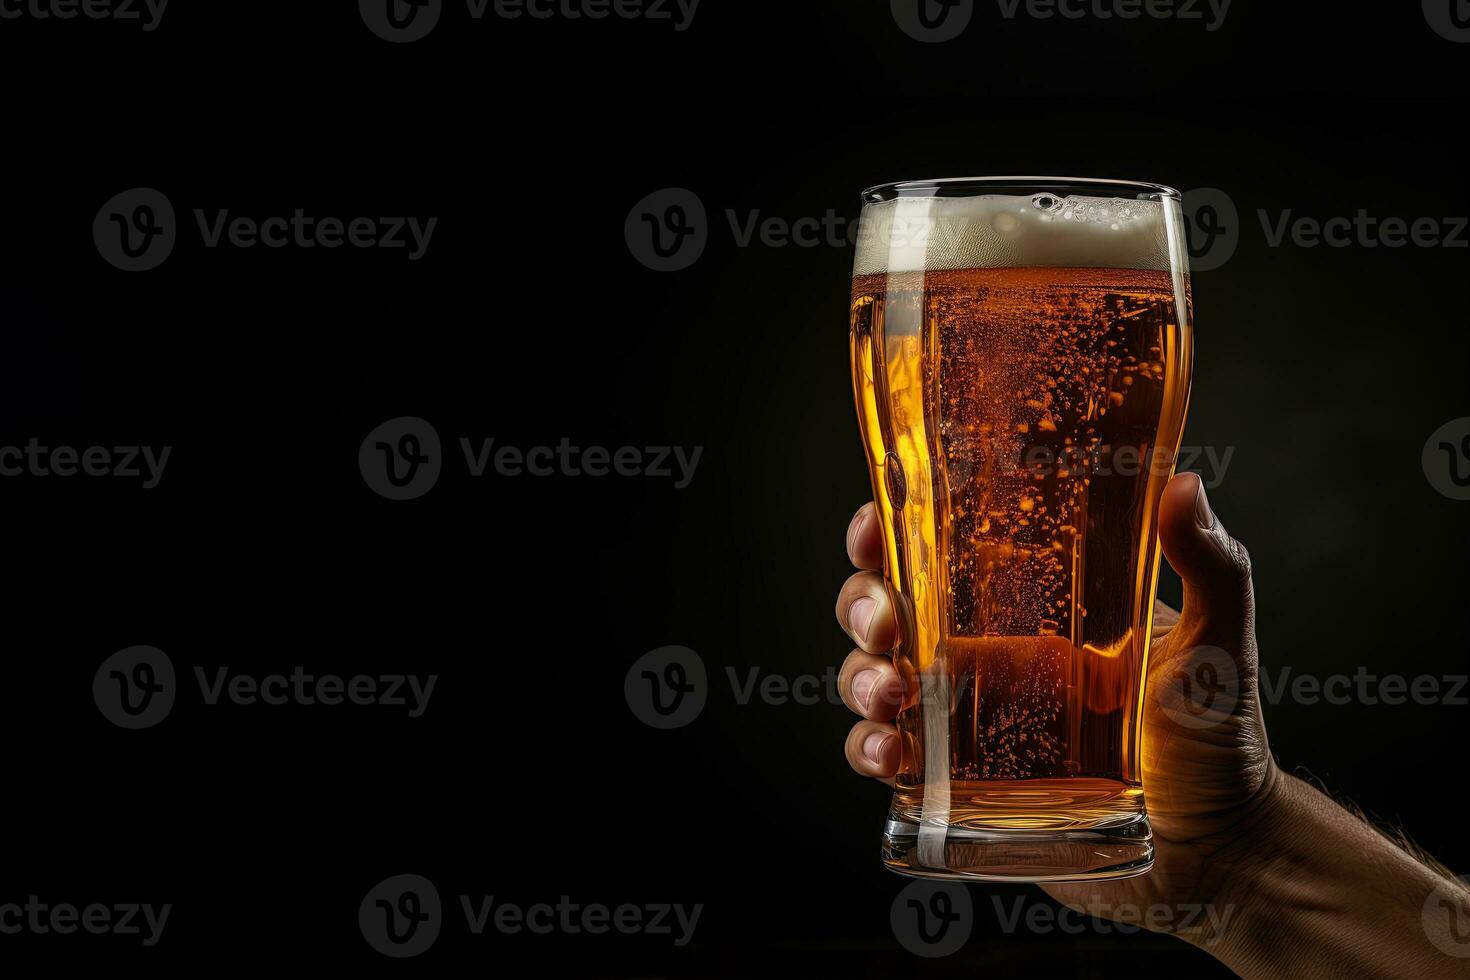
(1193, 769), (1466, 978)
(1188, 766), (1310, 966)
(1171, 760), (1294, 951)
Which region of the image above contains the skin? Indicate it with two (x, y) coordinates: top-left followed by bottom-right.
(835, 472), (1470, 976)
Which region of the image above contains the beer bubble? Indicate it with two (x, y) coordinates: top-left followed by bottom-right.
(1032, 194), (1061, 212)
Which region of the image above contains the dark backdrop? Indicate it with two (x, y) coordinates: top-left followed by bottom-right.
(2, 1), (1468, 976)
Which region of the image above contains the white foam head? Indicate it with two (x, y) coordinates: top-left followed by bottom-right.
(853, 192), (1181, 276)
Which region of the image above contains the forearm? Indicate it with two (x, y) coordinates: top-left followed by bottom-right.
(1200, 772), (1469, 978)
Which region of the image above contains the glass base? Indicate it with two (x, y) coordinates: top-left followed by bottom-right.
(882, 813), (1153, 882)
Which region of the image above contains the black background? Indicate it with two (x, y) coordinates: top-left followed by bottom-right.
(2, 1), (1469, 975)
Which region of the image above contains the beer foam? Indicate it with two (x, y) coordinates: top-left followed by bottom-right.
(853, 193), (1177, 275)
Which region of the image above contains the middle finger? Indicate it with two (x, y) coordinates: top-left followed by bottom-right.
(835, 570), (897, 653)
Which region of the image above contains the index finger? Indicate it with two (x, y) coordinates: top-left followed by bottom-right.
(846, 502), (885, 570)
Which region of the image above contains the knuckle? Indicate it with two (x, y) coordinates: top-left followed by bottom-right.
(837, 654), (862, 705)
(1225, 534), (1253, 583)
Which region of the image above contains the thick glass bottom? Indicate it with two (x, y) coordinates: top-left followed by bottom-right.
(882, 778), (1153, 882)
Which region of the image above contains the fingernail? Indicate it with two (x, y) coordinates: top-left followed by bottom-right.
(848, 597), (877, 642)
(1193, 478), (1215, 530)
(852, 669), (879, 710)
(863, 731), (892, 766)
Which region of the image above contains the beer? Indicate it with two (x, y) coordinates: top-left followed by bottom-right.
(849, 182), (1192, 881)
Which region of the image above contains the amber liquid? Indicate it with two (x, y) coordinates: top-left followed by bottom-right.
(851, 266), (1191, 835)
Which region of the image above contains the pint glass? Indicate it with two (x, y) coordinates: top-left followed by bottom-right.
(849, 177), (1193, 881)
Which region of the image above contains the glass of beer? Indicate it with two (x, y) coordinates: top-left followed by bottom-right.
(849, 177), (1193, 881)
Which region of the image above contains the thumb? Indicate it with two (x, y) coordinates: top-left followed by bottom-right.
(1158, 472), (1256, 651)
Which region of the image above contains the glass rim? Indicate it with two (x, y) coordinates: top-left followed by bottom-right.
(861, 176), (1181, 204)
